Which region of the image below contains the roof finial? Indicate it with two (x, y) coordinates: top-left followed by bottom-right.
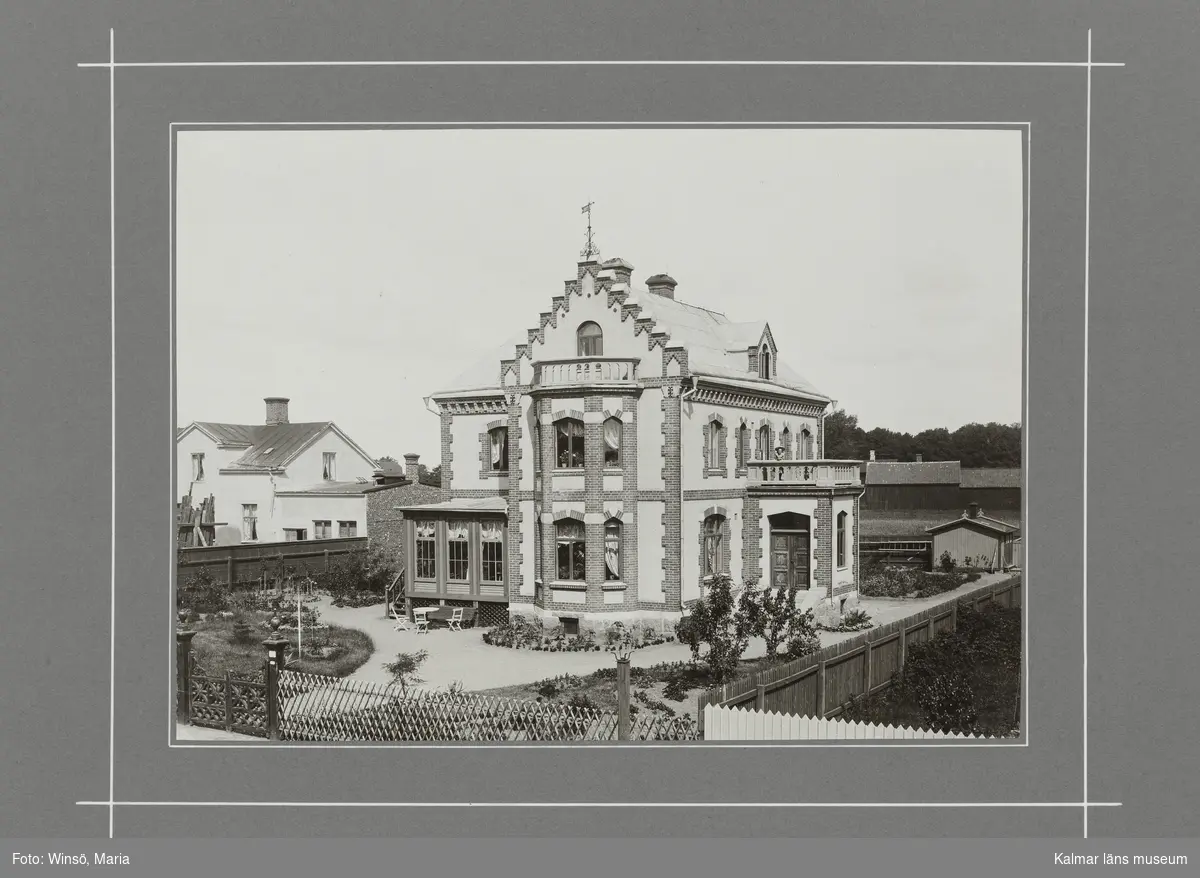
(580, 201), (599, 260)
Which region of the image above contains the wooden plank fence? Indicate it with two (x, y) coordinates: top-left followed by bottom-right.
(695, 574), (1022, 734)
(702, 703), (997, 740)
(178, 536), (369, 587)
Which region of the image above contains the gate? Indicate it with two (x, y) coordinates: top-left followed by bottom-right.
(185, 653), (270, 737)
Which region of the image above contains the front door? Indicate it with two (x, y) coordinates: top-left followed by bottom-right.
(771, 531), (810, 590)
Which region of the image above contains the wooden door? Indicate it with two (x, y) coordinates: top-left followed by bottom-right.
(771, 531), (810, 590)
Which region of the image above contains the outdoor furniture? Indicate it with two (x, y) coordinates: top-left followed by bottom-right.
(418, 607), (478, 629)
(412, 607), (431, 634)
(446, 608), (464, 631)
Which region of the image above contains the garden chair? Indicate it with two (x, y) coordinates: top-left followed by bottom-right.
(412, 607), (431, 635)
(446, 607), (464, 632)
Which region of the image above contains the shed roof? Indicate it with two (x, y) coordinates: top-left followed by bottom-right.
(926, 514), (1020, 536)
(395, 496), (508, 514)
(960, 468), (1023, 489)
(865, 461), (962, 485)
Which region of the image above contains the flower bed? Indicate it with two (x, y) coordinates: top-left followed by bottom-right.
(331, 590), (386, 609)
(481, 616), (675, 652)
(859, 566), (981, 600)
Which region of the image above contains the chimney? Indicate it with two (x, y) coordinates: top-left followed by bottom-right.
(601, 257), (634, 288)
(403, 453), (420, 482)
(915, 453), (923, 463)
(264, 397), (290, 426)
(968, 502), (980, 519)
(869, 450), (876, 462)
(645, 273), (678, 300)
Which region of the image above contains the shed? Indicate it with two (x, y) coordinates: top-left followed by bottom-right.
(959, 467), (1022, 511)
(862, 460), (962, 510)
(926, 503), (1020, 571)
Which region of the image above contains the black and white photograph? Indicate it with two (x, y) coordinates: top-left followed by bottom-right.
(173, 127), (1025, 743)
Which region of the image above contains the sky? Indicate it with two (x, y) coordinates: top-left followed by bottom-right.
(176, 127), (1023, 463)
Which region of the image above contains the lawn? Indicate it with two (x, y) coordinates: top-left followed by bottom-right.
(188, 611), (375, 680)
(859, 508), (1022, 540)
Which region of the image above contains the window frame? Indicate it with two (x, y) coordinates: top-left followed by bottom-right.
(241, 504), (258, 542)
(555, 518), (587, 582)
(283, 527), (308, 542)
(313, 520), (332, 540)
(480, 520), (505, 584)
(836, 511), (848, 569)
(756, 425), (771, 461)
(191, 452), (205, 482)
(604, 519), (622, 582)
(702, 514), (727, 578)
(577, 321), (604, 357)
(555, 418), (586, 469)
(602, 416), (622, 468)
(322, 451), (337, 481)
(489, 426), (509, 471)
(338, 520), (357, 538)
(446, 520), (470, 582)
(707, 422), (723, 471)
(414, 520), (437, 581)
(759, 346), (772, 379)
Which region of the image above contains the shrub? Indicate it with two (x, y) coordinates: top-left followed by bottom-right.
(674, 574), (748, 684)
(938, 550), (956, 573)
(566, 692), (595, 711)
(384, 649), (429, 693)
(317, 545), (398, 599)
(736, 581), (803, 660)
(840, 608), (873, 630)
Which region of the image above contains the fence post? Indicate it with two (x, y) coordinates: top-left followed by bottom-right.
(951, 600), (958, 631)
(226, 554), (234, 586)
(176, 625), (196, 725)
(263, 621), (290, 741)
(224, 670), (233, 732)
(615, 643), (632, 741)
(863, 643), (873, 698)
(755, 683), (767, 711)
(816, 660), (827, 719)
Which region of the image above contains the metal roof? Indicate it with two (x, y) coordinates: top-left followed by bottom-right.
(865, 461), (962, 485)
(960, 468), (1023, 489)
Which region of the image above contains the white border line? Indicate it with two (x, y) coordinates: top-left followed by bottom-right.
(80, 59), (1124, 69)
(76, 800), (1121, 809)
(1082, 28), (1093, 840)
(107, 26), (116, 842)
(167, 120), (1030, 751)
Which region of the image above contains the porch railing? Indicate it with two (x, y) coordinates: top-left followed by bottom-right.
(746, 459), (862, 487)
(533, 357), (639, 387)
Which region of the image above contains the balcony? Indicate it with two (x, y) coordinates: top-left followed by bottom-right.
(533, 357), (639, 389)
(746, 460), (862, 489)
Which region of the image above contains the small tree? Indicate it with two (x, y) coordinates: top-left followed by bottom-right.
(384, 649), (429, 694)
(736, 581), (800, 661)
(938, 550), (956, 573)
(674, 574), (748, 683)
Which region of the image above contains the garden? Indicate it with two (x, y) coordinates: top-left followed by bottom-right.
(842, 600), (1022, 737)
(858, 554), (984, 600)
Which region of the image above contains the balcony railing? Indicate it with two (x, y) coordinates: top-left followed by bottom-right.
(746, 460), (862, 488)
(534, 358), (639, 388)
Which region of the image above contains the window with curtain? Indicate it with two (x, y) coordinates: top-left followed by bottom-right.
(577, 321), (603, 356)
(760, 347), (771, 379)
(415, 521), (437, 579)
(800, 428), (813, 460)
(837, 511), (847, 567)
(703, 515), (726, 577)
(737, 423), (749, 468)
(556, 519), (586, 581)
(191, 453), (205, 481)
(447, 521), (470, 581)
(241, 504), (258, 541)
(489, 426), (509, 471)
(313, 520), (332, 540)
(603, 417), (621, 467)
(555, 418), (585, 468)
(604, 520), (621, 581)
(322, 452), (337, 480)
(757, 425), (771, 460)
(481, 520), (504, 583)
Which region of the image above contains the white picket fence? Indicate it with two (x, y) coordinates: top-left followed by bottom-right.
(702, 703), (994, 740)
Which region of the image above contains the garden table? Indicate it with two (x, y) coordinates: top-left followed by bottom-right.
(421, 607), (478, 628)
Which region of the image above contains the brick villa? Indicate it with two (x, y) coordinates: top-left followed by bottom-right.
(400, 255), (865, 627)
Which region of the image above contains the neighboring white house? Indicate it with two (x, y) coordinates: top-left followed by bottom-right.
(176, 397), (379, 544)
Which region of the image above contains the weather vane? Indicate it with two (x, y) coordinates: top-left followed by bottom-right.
(580, 201), (600, 259)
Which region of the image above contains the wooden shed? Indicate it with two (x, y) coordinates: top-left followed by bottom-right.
(959, 467), (1022, 511)
(926, 503), (1020, 571)
(861, 460), (962, 510)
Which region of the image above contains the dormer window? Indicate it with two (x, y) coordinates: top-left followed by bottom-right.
(759, 346), (772, 379)
(577, 321), (604, 356)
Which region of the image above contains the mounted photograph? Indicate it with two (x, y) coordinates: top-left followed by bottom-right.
(173, 126), (1025, 744)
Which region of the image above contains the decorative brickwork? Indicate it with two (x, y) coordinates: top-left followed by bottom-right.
(660, 383), (683, 611)
(741, 495), (763, 583)
(621, 394), (639, 604)
(504, 400), (524, 600)
(814, 497), (834, 600)
(439, 411), (454, 500)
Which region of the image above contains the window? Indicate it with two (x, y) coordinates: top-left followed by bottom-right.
(338, 520), (357, 538)
(577, 321), (603, 356)
(534, 425), (542, 475)
(604, 520), (621, 581)
(800, 428), (814, 460)
(556, 519), (586, 581)
(703, 515), (727, 577)
(322, 452), (336, 481)
(555, 418), (585, 468)
(447, 521), (469, 581)
(780, 427), (791, 460)
(707, 422), (723, 470)
(313, 520), (332, 539)
(562, 617), (580, 636)
(737, 423), (749, 469)
(489, 426), (509, 471)
(241, 504), (258, 541)
(757, 425), (771, 460)
(415, 521), (436, 579)
(603, 417), (621, 467)
(481, 520), (504, 583)
(191, 453), (205, 481)
(283, 528), (307, 542)
(837, 511), (848, 568)
(760, 347), (771, 379)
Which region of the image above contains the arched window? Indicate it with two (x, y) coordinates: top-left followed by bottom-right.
(836, 511), (848, 568)
(577, 321), (604, 356)
(604, 519), (621, 581)
(556, 518), (586, 581)
(602, 417), (621, 467)
(759, 346), (771, 379)
(703, 515), (727, 577)
(780, 426), (792, 460)
(555, 418), (585, 468)
(756, 425), (772, 460)
(800, 428), (813, 461)
(737, 422), (749, 469)
(707, 421), (724, 470)
(489, 426), (508, 471)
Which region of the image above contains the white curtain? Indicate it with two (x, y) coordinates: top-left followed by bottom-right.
(481, 520), (502, 542)
(447, 522), (469, 541)
(416, 521), (436, 539)
(491, 429), (504, 468)
(605, 522), (620, 579)
(603, 419), (620, 461)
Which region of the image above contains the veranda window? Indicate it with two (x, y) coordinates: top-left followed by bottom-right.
(556, 418), (585, 468)
(415, 521), (437, 579)
(603, 417), (621, 467)
(481, 520), (504, 583)
(447, 521), (470, 581)
(604, 520), (621, 581)
(556, 519), (586, 581)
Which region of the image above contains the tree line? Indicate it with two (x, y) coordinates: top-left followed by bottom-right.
(823, 410), (1021, 468)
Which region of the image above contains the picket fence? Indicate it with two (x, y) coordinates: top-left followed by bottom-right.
(702, 703), (996, 741)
